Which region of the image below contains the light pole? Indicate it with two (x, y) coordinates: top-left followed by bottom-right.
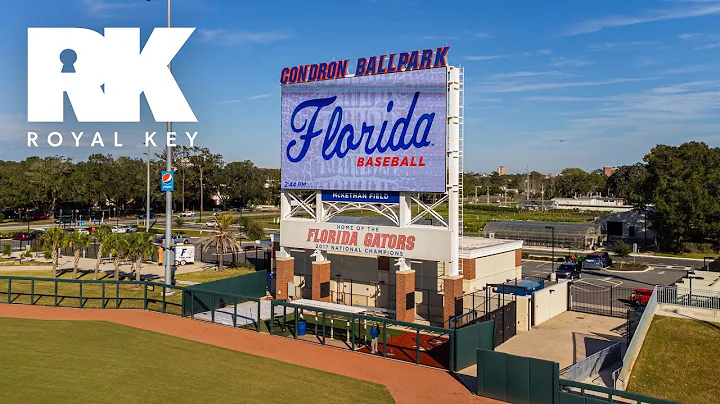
(147, 0), (174, 291)
(545, 226), (556, 279)
(114, 207), (118, 228)
(474, 186), (482, 204)
(143, 145), (151, 232)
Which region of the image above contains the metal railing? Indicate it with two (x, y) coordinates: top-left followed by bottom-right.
(616, 286), (659, 390)
(562, 342), (623, 382)
(559, 379), (678, 404)
(656, 285), (720, 310)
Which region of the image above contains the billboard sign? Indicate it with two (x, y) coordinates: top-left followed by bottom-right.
(160, 171), (174, 192)
(321, 191), (399, 204)
(281, 48), (449, 193)
(280, 220), (452, 261)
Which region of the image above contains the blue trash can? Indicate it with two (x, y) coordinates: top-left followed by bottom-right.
(297, 320), (307, 336)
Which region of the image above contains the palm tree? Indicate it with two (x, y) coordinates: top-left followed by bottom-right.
(92, 226), (112, 280)
(104, 233), (129, 281)
(126, 232), (155, 283)
(67, 230), (90, 279)
(199, 213), (241, 272)
(40, 227), (67, 278)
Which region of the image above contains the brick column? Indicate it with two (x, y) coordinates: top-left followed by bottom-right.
(311, 261), (331, 302)
(395, 270), (416, 322)
(274, 257), (294, 299)
(515, 248), (523, 267)
(443, 275), (464, 328)
(462, 258), (476, 280)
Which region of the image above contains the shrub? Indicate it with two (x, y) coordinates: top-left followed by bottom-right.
(0, 212), (4, 223)
(44, 251), (52, 260)
(613, 240), (632, 258)
(2, 243), (11, 257)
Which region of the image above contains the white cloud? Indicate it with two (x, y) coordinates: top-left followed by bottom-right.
(586, 41), (656, 51)
(523, 96), (606, 102)
(486, 71), (571, 80)
(217, 93), (274, 104)
(551, 57), (593, 67)
(537, 49), (553, 55)
(197, 29), (290, 46)
(477, 78), (653, 93)
(465, 55), (508, 61)
(678, 32), (705, 39)
(694, 42), (720, 49)
(562, 3), (720, 36)
(83, 0), (140, 17)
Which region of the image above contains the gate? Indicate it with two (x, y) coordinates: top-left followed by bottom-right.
(569, 282), (635, 318)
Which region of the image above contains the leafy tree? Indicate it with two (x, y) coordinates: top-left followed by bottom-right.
(199, 213), (240, 272)
(92, 226), (112, 280)
(40, 227), (67, 277)
(240, 217), (266, 241)
(606, 163), (648, 203)
(188, 147), (223, 215)
(67, 231), (90, 279)
(126, 232), (155, 282)
(2, 243), (11, 257)
(104, 233), (129, 281)
(218, 160), (265, 208)
(612, 240), (632, 266)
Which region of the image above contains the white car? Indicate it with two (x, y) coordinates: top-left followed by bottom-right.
(178, 211), (195, 218)
(111, 226), (126, 234)
(77, 228), (90, 235)
(206, 220), (218, 227)
(121, 226), (137, 233)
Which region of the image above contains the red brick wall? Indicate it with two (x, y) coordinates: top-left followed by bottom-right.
(275, 257), (294, 299)
(515, 249), (523, 267)
(443, 276), (464, 328)
(395, 270), (416, 322)
(462, 258), (476, 280)
(311, 261), (331, 302)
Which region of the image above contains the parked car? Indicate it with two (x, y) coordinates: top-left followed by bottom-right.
(556, 262), (582, 280)
(212, 208), (221, 216)
(77, 228), (90, 235)
(111, 226), (127, 234)
(630, 288), (653, 306)
(31, 212), (49, 220)
(11, 232), (31, 241)
(30, 230), (45, 239)
(178, 211), (195, 218)
(206, 220), (218, 227)
(157, 234), (191, 244)
(121, 226), (137, 233)
(138, 213), (156, 219)
(242, 245), (263, 251)
(582, 252), (612, 270)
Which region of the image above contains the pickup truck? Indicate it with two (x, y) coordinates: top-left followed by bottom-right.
(630, 288), (653, 306)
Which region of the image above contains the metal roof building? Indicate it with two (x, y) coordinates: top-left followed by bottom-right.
(482, 221), (601, 249)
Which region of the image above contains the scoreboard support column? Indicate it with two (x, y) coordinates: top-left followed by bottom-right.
(447, 67), (461, 277)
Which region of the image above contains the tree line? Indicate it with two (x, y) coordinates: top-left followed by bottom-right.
(0, 146), (280, 216)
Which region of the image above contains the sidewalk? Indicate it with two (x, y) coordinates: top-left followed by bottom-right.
(0, 255), (208, 277)
(524, 245), (706, 261)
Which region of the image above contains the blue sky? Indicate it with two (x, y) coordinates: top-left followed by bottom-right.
(1, 0), (719, 174)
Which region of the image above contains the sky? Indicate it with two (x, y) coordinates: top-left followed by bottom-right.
(0, 0), (719, 174)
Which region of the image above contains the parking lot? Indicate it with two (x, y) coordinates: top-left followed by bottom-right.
(522, 260), (689, 290)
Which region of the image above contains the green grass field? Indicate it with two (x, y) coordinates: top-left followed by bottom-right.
(0, 318), (394, 404)
(174, 268), (255, 283)
(627, 316), (720, 403)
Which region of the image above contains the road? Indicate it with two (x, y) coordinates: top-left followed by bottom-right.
(0, 211), (278, 232)
(522, 247), (706, 270)
(522, 260), (688, 290)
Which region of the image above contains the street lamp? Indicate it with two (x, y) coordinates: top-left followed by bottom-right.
(474, 186), (482, 204)
(143, 146), (151, 232)
(114, 207), (118, 227)
(703, 256), (713, 271)
(146, 0), (174, 292)
(545, 226), (556, 279)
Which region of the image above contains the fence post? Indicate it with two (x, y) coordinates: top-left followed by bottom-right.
(294, 307), (298, 340)
(30, 279), (35, 305)
(79, 282), (83, 308)
(350, 316), (355, 349)
(257, 299), (262, 332)
(234, 297), (238, 328)
(322, 312), (326, 345)
(190, 290), (194, 319)
(449, 331), (455, 372)
(163, 287), (167, 313)
(143, 283), (148, 310)
(211, 294), (215, 323)
(269, 300), (273, 334)
(610, 286), (614, 317)
(416, 328), (421, 364)
(382, 321), (387, 357)
(7, 279), (11, 304)
(101, 282), (105, 309)
(115, 282), (119, 309)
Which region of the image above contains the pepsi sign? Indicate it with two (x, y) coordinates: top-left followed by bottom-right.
(160, 171), (174, 192)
